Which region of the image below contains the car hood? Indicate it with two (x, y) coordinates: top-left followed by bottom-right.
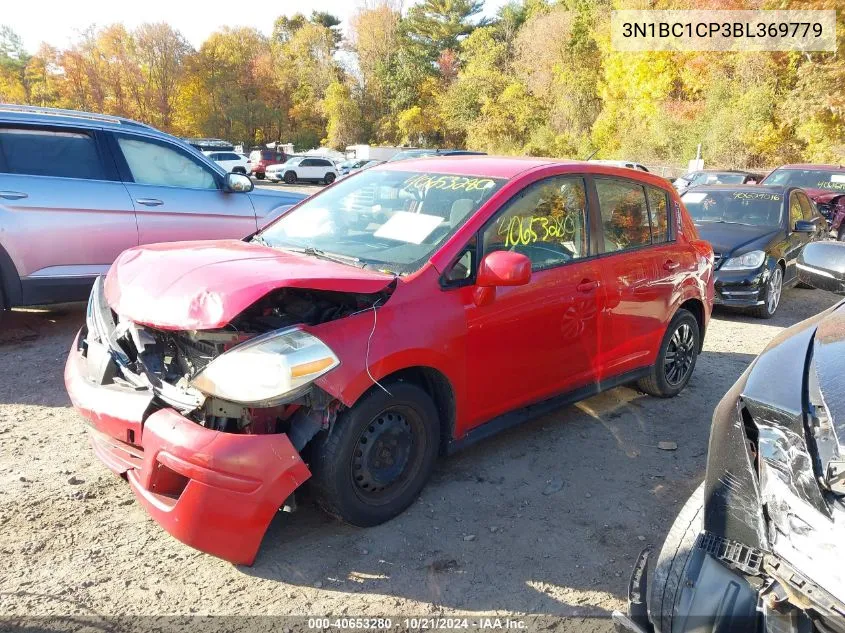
(694, 222), (781, 257)
(810, 190), (845, 205)
(104, 240), (395, 330)
(802, 188), (844, 203)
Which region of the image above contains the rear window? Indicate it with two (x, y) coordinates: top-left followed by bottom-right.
(0, 127), (105, 180)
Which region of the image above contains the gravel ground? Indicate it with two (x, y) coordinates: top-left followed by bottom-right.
(0, 286), (839, 632)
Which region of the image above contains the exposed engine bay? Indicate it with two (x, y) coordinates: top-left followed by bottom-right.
(84, 278), (393, 447)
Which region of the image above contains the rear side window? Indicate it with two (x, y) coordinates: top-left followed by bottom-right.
(596, 178), (651, 252)
(0, 127), (105, 180)
(646, 186), (670, 243)
(483, 175), (589, 271)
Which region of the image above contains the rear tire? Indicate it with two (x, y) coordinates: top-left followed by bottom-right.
(284, 171), (297, 184)
(310, 382), (439, 527)
(255, 172), (265, 180)
(649, 484), (704, 633)
(637, 308), (699, 398)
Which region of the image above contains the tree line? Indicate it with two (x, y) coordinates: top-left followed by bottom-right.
(0, 0), (842, 168)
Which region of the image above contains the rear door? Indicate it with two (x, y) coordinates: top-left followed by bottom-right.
(593, 177), (692, 377)
(110, 132), (259, 243)
(0, 124), (137, 302)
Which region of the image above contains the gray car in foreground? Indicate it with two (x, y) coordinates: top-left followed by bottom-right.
(0, 105), (306, 312)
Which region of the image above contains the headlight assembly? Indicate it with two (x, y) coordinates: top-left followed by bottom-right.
(721, 250), (766, 271)
(190, 328), (339, 406)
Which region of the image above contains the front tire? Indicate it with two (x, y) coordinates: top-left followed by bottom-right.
(255, 172), (265, 180)
(284, 171), (297, 184)
(324, 172), (336, 185)
(749, 265), (782, 319)
(310, 382), (440, 527)
(649, 484), (704, 633)
(637, 308), (699, 398)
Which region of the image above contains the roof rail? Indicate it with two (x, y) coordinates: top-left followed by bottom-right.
(0, 104), (153, 129)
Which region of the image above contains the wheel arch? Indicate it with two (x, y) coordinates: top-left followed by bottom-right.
(677, 297), (705, 352)
(348, 365), (456, 456)
(0, 242), (22, 308)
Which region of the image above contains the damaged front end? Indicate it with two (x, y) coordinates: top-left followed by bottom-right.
(66, 276), (392, 565)
(618, 303), (845, 633)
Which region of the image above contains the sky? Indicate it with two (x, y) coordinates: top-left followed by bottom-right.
(5, 0), (512, 53)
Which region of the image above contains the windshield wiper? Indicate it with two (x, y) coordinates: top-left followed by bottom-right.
(282, 246), (364, 268)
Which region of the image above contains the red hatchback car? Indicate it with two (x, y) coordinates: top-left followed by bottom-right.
(66, 157), (714, 564)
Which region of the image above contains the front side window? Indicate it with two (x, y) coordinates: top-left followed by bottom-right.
(482, 176), (589, 271)
(798, 193), (816, 221)
(117, 136), (217, 189)
(596, 178), (651, 252)
(789, 193), (803, 228)
(258, 169), (506, 274)
(0, 127), (105, 180)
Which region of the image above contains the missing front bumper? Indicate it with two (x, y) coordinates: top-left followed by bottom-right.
(65, 331), (312, 565)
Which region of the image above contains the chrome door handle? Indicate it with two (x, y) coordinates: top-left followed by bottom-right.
(663, 260), (680, 271)
(136, 198), (163, 207)
(0, 191), (28, 200)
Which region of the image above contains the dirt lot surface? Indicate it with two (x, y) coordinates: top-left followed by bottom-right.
(0, 287), (839, 632)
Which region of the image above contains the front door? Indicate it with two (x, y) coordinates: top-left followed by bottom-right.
(111, 133), (258, 244)
(463, 174), (606, 426)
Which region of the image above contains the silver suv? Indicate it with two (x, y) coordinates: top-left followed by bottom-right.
(0, 105), (306, 312)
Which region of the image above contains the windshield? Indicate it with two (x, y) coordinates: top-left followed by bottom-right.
(388, 150), (436, 163)
(257, 169), (507, 274)
(682, 190), (783, 226)
(763, 169), (845, 192)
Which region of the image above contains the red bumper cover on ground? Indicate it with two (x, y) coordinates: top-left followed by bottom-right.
(65, 333), (311, 565)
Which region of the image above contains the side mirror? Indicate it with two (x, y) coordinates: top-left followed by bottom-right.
(797, 241), (845, 294)
(225, 172), (254, 193)
(794, 219), (816, 233)
(476, 251), (531, 287)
